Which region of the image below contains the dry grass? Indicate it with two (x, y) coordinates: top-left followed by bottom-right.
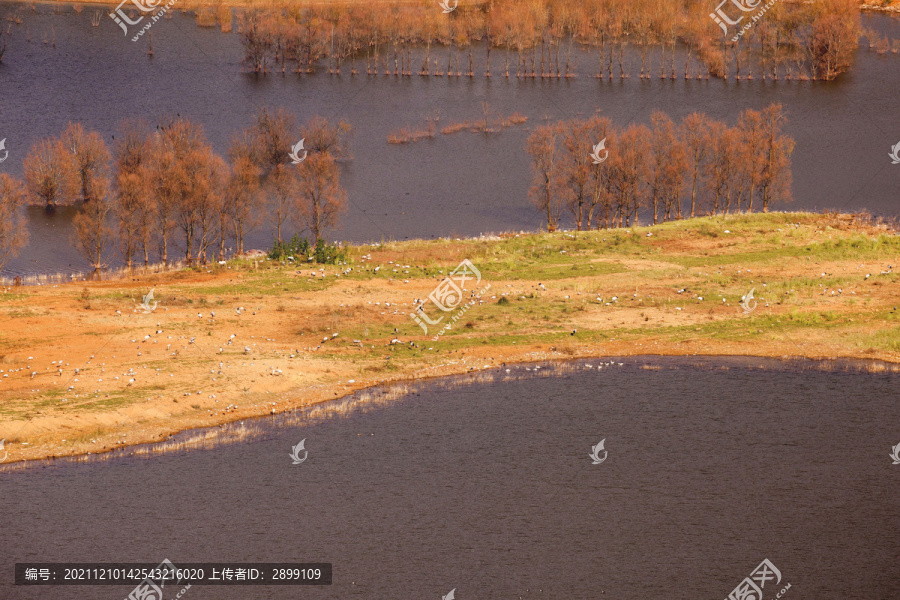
(2, 211), (900, 465)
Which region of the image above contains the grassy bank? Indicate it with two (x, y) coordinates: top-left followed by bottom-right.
(1, 211), (899, 464)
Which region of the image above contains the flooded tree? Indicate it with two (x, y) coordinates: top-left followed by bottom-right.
(303, 115), (352, 160)
(0, 174), (29, 273)
(23, 137), (76, 210)
(233, 0), (860, 82)
(71, 180), (113, 272)
(60, 123), (111, 204)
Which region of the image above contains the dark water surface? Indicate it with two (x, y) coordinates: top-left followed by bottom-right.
(3, 357), (899, 599)
(0, 7), (899, 277)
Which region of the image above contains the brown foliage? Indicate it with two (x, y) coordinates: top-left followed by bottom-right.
(293, 152), (347, 244)
(23, 137), (76, 209)
(526, 104), (795, 230)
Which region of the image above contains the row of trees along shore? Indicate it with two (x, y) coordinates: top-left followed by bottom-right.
(528, 103), (795, 231)
(239, 0), (860, 80)
(0, 111), (350, 273)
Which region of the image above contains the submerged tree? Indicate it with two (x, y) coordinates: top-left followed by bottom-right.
(71, 189), (113, 272)
(60, 122), (111, 204)
(0, 174), (29, 274)
(23, 138), (76, 210)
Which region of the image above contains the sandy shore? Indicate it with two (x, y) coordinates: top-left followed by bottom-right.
(1, 211), (899, 465)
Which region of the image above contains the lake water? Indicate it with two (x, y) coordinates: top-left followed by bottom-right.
(0, 7), (899, 277)
(2, 357), (899, 599)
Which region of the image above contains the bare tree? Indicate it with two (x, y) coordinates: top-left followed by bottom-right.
(225, 131), (263, 257)
(60, 122), (111, 204)
(23, 138), (76, 210)
(609, 124), (650, 227)
(149, 117), (220, 265)
(527, 123), (563, 232)
(681, 113), (713, 218)
(253, 107), (298, 173)
(303, 115), (352, 159)
(113, 119), (154, 268)
(704, 123), (744, 215)
(72, 182), (113, 271)
(0, 174), (29, 273)
(757, 104), (795, 212)
(559, 117), (601, 231)
(648, 112), (687, 223)
(294, 152), (347, 244)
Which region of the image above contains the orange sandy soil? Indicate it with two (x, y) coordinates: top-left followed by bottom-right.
(1, 211), (900, 465)
(15, 0), (897, 12)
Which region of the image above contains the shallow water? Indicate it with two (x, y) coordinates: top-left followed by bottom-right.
(3, 357), (899, 599)
(0, 7), (899, 276)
